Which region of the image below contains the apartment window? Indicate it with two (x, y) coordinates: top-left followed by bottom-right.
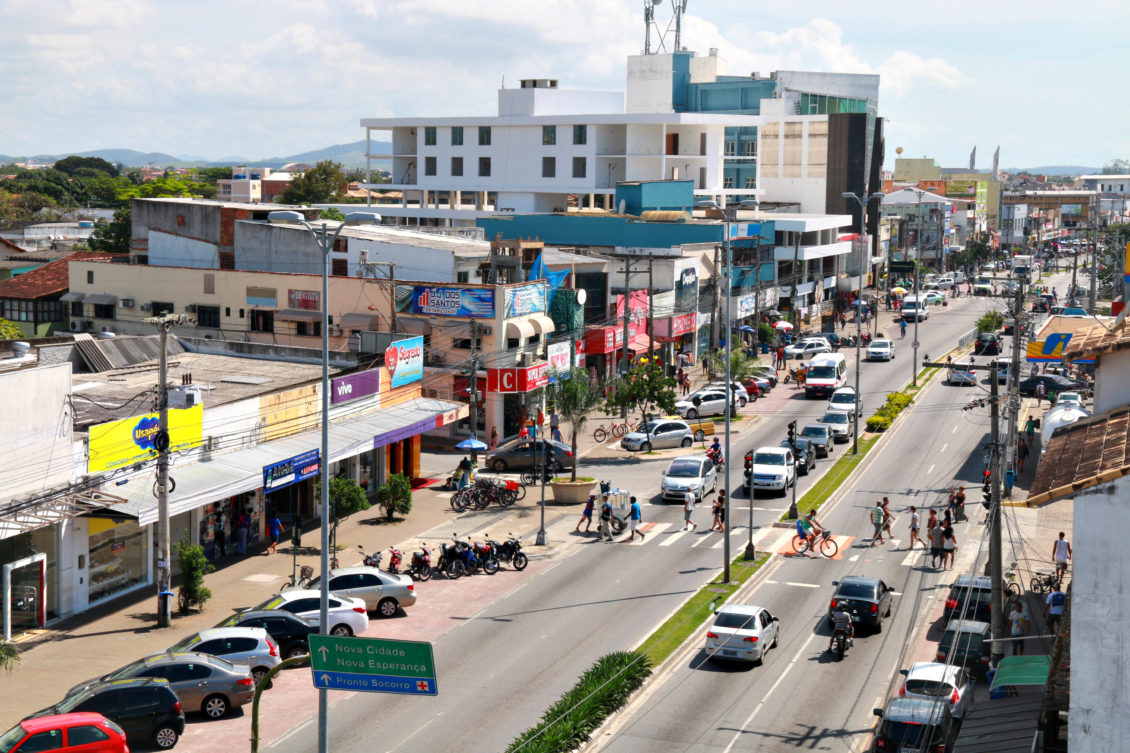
(92, 304), (115, 320)
(71, 301), (83, 317)
(425, 156), (437, 176)
(744, 141), (757, 156)
(724, 141), (735, 156)
(203, 273), (215, 294)
(723, 177), (734, 189)
(197, 305), (221, 328)
(250, 310), (274, 333)
(478, 126), (491, 146)
(573, 125), (587, 145)
(572, 157), (586, 179)
(224, 307), (231, 317)
(456, 271), (470, 283)
(479, 157), (491, 177)
(424, 126), (436, 146)
(151, 301), (174, 315)
(542, 157), (556, 178)
(219, 252), (235, 270)
(744, 177), (756, 189)
(452, 335), (483, 350)
(86, 270), (94, 284)
(542, 125), (556, 145)
(451, 126), (463, 146)
(451, 157), (463, 176)
(332, 258), (349, 276)
(295, 321), (321, 337)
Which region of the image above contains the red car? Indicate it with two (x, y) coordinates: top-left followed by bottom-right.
(0, 713), (129, 753)
(741, 378), (762, 398)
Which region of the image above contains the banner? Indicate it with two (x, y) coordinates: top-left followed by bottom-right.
(396, 285), (495, 318)
(504, 283), (547, 317)
(547, 340), (571, 373)
(487, 364), (549, 393)
(88, 404), (203, 474)
(386, 335), (424, 388)
(1025, 334), (1094, 364)
(263, 448), (320, 492)
(288, 289), (320, 310)
(331, 368), (381, 405)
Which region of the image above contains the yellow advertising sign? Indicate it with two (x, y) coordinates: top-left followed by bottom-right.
(88, 405), (204, 474)
(1025, 335), (1094, 364)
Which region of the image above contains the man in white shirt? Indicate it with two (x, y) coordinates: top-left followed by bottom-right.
(1052, 531), (1072, 583)
(683, 489), (698, 531)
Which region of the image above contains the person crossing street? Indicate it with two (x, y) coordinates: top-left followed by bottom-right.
(682, 489), (698, 531)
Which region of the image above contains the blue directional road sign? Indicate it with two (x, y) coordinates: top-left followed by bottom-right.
(308, 634), (437, 696)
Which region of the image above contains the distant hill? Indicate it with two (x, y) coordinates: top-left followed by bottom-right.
(1005, 166), (1099, 177)
(0, 140), (390, 170)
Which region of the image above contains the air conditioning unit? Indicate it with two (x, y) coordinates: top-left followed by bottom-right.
(119, 298), (135, 308)
(70, 321), (82, 332)
(185, 304), (198, 313)
(519, 352), (533, 367)
(328, 324), (343, 336)
(139, 303), (153, 312)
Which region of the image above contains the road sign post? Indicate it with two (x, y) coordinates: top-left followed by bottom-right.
(308, 634), (437, 696)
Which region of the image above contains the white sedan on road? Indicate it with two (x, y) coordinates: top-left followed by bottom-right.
(252, 589), (370, 637)
(705, 604), (780, 663)
(784, 337), (833, 360)
(867, 339), (895, 361)
(898, 662), (974, 719)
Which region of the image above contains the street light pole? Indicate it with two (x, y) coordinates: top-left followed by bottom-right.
(269, 210), (379, 753)
(842, 191), (884, 455)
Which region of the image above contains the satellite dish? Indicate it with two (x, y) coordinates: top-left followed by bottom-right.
(575, 289), (588, 304)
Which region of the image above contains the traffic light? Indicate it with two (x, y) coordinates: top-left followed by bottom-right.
(982, 468), (992, 509)
(788, 421), (797, 448)
(744, 452), (753, 480)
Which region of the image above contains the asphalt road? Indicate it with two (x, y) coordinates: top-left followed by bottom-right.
(267, 289), (1015, 753)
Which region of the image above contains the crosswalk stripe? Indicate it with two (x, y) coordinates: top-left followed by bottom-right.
(900, 548), (924, 568)
(627, 522), (669, 545)
(659, 528), (691, 547)
(712, 529), (749, 549)
(690, 529), (713, 547)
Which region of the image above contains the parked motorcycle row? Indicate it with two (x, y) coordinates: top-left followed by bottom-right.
(361, 532), (528, 582)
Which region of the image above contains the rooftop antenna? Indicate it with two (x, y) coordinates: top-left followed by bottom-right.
(644, 0), (687, 55)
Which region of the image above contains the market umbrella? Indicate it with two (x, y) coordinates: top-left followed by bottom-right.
(739, 325), (755, 333)
(455, 437), (488, 451)
(773, 321), (794, 330)
(765, 309), (782, 317)
(891, 286), (907, 295)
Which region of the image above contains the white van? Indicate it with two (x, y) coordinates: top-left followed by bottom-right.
(951, 271), (967, 284)
(804, 353), (847, 398)
(901, 294), (930, 322)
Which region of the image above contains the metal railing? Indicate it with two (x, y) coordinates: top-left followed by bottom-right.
(958, 327), (979, 348)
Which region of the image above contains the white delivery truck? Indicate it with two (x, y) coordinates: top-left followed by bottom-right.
(1011, 255), (1034, 279)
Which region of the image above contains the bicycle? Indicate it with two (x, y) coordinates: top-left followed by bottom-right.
(791, 529), (838, 558)
(592, 420), (630, 443)
(1005, 562), (1022, 603)
(1030, 567), (1062, 595)
(281, 564), (314, 591)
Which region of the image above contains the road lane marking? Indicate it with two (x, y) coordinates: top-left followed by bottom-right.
(691, 531), (713, 547)
(927, 464), (935, 475)
(900, 549), (923, 568)
(849, 554), (860, 562)
(720, 631), (820, 753)
(784, 581), (820, 588)
(659, 528), (690, 547)
(940, 443), (948, 454)
(952, 425), (958, 433)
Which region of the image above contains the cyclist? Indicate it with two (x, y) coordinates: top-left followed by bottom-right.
(795, 510), (824, 555)
(828, 604), (854, 652)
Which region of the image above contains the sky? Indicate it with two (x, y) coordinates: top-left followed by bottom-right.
(1, 0), (1127, 170)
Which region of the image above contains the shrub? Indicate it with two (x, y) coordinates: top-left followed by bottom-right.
(174, 532), (214, 613)
(866, 415), (892, 432)
(0, 640), (20, 673)
(377, 473), (412, 521)
(506, 651), (652, 753)
(317, 476), (370, 517)
(976, 311), (1005, 333)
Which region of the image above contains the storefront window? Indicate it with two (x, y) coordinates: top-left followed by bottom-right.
(0, 526), (59, 630)
(88, 519), (147, 604)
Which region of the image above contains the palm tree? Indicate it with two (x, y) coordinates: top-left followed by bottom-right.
(550, 367), (606, 482)
(0, 640), (20, 673)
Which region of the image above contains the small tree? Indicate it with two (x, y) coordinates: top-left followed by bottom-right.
(604, 359), (678, 446)
(377, 473), (412, 521)
(318, 476), (370, 517)
(705, 347), (760, 384)
(0, 317), (20, 339)
(319, 207), (346, 221)
(88, 205), (131, 254)
(551, 367), (606, 481)
(174, 532), (214, 613)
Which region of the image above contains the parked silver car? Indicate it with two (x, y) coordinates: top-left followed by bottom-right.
(167, 627), (281, 685)
(620, 419), (693, 452)
(69, 652), (255, 720)
(305, 566), (418, 618)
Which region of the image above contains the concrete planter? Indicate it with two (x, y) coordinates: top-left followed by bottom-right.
(550, 479), (597, 504)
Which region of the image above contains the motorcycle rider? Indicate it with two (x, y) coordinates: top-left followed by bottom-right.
(828, 605), (854, 652)
(707, 437), (724, 467)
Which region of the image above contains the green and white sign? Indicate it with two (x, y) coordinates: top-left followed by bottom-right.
(308, 634), (437, 696)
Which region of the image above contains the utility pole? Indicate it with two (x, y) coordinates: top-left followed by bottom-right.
(647, 252), (655, 360)
(912, 262), (920, 388)
(469, 318), (479, 465)
(789, 230), (801, 328)
(989, 363), (1005, 667)
(620, 259), (632, 418)
(1006, 282), (1025, 471)
(1089, 193), (1099, 314)
(711, 244), (721, 349)
(150, 314), (184, 628)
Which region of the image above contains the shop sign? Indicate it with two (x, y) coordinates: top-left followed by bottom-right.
(331, 368), (382, 405)
(736, 293), (758, 319)
(487, 363), (549, 393)
(547, 340), (571, 373)
(396, 285), (495, 318)
(654, 312), (698, 340)
(727, 222), (762, 241)
(88, 404), (203, 474)
(585, 325), (626, 355)
(503, 283), (547, 317)
(288, 289), (320, 310)
(386, 335), (424, 388)
(574, 338), (586, 368)
(1025, 333), (1094, 364)
(263, 448), (320, 492)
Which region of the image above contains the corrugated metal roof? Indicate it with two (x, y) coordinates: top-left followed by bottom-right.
(951, 690), (1043, 752)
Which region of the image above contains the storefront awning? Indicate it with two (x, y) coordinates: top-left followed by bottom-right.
(84, 293), (118, 305)
(275, 309), (322, 323)
(528, 314), (556, 335)
(506, 319), (536, 340)
(989, 656), (1051, 689)
(59, 292), (85, 303)
(627, 334), (655, 353)
(103, 398), (465, 526)
(396, 317), (432, 336)
(0, 488), (128, 542)
(339, 312), (382, 331)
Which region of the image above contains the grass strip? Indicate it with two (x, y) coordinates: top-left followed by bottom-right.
(779, 436), (879, 520)
(637, 551), (771, 667)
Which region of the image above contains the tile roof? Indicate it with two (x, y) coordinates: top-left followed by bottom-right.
(0, 236), (24, 253)
(1062, 320), (1130, 360)
(0, 251), (124, 300)
(1027, 405), (1130, 505)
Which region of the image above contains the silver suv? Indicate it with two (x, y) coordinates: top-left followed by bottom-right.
(167, 627), (281, 685)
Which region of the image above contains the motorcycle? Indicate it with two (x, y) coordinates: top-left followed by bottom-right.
(385, 547), (403, 574)
(486, 532), (528, 571)
(860, 332), (872, 344)
(406, 543), (432, 582)
(833, 629), (853, 660)
(705, 447), (725, 470)
(471, 539), (500, 575)
(433, 539), (465, 579)
(357, 545), (382, 569)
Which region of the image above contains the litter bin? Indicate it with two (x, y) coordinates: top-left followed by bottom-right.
(760, 343), (769, 354)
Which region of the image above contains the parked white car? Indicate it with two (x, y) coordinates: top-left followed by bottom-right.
(867, 339), (895, 361)
(898, 662), (974, 719)
(251, 589), (369, 637)
(621, 419), (693, 452)
(675, 389), (730, 419)
(784, 337), (833, 360)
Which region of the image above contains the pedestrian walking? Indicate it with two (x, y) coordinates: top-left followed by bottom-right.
(881, 497), (896, 539)
(908, 506), (925, 550)
(457, 456), (473, 490)
(682, 373), (691, 396)
(927, 513), (944, 568)
(627, 496), (645, 541)
(954, 486), (967, 522)
(942, 525), (957, 570)
(267, 513), (282, 555)
(1044, 586), (1066, 635)
(683, 489), (698, 531)
(1035, 381), (1047, 407)
(599, 495), (614, 541)
(947, 488), (958, 520)
(1025, 417), (1036, 447)
(236, 509), (250, 555)
(710, 495), (722, 531)
(717, 489), (728, 531)
(1017, 438), (1029, 473)
(1008, 601), (1029, 655)
(776, 346), (786, 370)
(576, 494), (595, 532)
(214, 510), (227, 558)
(489, 426), (499, 450)
(869, 501), (886, 545)
(1052, 531), (1072, 583)
(550, 409), (562, 443)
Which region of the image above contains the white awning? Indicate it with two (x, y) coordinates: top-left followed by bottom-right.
(528, 314), (556, 335)
(506, 319), (536, 340)
(59, 292), (85, 302)
(103, 398), (465, 526)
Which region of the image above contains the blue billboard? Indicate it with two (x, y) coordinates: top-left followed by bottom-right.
(396, 285), (495, 318)
(263, 448), (320, 492)
(386, 335), (424, 388)
(504, 283), (547, 317)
